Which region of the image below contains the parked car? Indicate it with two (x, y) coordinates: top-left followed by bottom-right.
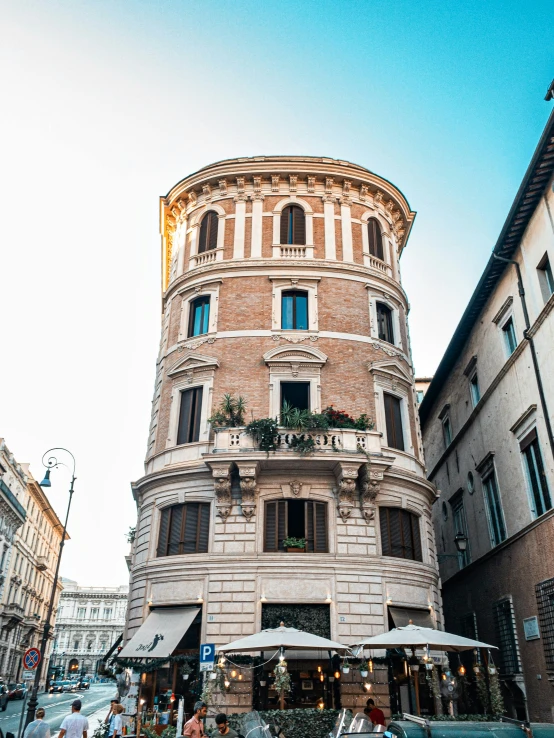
(7, 683), (25, 700)
(49, 680), (64, 693)
(0, 684), (8, 711)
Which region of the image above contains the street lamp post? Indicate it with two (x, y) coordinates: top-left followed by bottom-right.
(437, 532), (468, 561)
(24, 448), (76, 729)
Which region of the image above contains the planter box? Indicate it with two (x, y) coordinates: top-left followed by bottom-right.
(285, 547), (305, 553)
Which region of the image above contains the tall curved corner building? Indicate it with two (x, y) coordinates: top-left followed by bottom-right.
(123, 157), (442, 717)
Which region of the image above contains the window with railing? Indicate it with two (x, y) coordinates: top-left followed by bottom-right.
(198, 211), (218, 253)
(493, 598), (521, 674)
(536, 577), (554, 671)
(367, 218), (384, 261)
(280, 205), (305, 245)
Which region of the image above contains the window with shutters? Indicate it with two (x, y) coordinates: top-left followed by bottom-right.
(520, 428), (552, 517)
(379, 507), (422, 561)
(198, 211), (219, 253)
(376, 303), (394, 344)
(536, 577), (554, 671)
(501, 316), (517, 356)
(280, 205), (306, 245)
(156, 502), (210, 557)
(177, 387), (203, 444)
(537, 252), (554, 303)
(367, 218), (384, 261)
(188, 296), (210, 337)
(482, 468), (507, 546)
(383, 393), (405, 451)
(264, 500), (328, 553)
(281, 291), (308, 330)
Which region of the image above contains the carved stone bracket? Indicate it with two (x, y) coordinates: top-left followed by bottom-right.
(359, 463), (383, 522)
(333, 463), (362, 522)
(209, 462), (233, 522)
(237, 463), (260, 521)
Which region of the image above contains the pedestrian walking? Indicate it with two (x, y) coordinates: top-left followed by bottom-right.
(111, 704), (125, 738)
(58, 700), (89, 738)
(23, 708), (51, 738)
(183, 701), (207, 738)
(211, 714), (238, 738)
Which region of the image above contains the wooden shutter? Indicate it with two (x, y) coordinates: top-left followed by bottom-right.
(292, 206), (306, 244)
(315, 502), (328, 553)
(207, 212), (218, 251)
(277, 500), (287, 550)
(265, 502), (278, 552)
(384, 393), (404, 451)
(410, 513), (422, 561)
(280, 207), (291, 244)
(177, 390), (193, 445)
(157, 508), (171, 557)
(400, 510), (413, 559)
(305, 502), (314, 552)
(199, 216), (209, 253)
(168, 506), (183, 556)
(389, 508), (403, 557)
(368, 219), (384, 260)
(183, 503), (199, 553)
(189, 387), (203, 443)
(379, 508), (391, 556)
(198, 503), (210, 553)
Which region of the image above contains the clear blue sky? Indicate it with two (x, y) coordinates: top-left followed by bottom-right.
(1, 0), (552, 584)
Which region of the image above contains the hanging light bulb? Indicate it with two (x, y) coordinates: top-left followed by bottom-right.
(334, 671), (340, 680)
(458, 665), (466, 676)
(363, 682), (371, 692)
(224, 679), (231, 689)
(369, 659), (373, 673)
(317, 699), (324, 710)
(279, 648), (285, 663)
(238, 673), (243, 681)
(230, 669), (237, 678)
(218, 655), (226, 667)
(319, 673), (324, 682)
(441, 673), (447, 681)
(317, 665), (322, 673)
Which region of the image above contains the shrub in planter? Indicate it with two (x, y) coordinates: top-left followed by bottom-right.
(228, 709), (340, 738)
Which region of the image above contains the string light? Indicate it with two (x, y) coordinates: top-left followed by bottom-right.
(238, 673), (243, 681)
(458, 665), (466, 676)
(363, 683), (371, 692)
(224, 679), (230, 689)
(369, 659), (373, 673)
(319, 674), (324, 682)
(334, 671), (340, 680)
(230, 669), (237, 678)
(317, 699), (324, 710)
(317, 665), (322, 673)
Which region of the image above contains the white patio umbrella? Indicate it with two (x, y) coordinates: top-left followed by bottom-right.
(350, 623), (497, 653)
(219, 623), (350, 652)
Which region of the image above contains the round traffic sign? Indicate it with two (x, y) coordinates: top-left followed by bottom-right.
(23, 647), (41, 670)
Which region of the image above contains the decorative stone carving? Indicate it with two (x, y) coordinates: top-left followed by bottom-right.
(386, 200), (395, 213)
(342, 180), (351, 196)
(360, 184), (369, 200)
(235, 177), (247, 202)
(189, 191), (197, 206)
(252, 176), (264, 200)
(289, 480), (303, 497)
(219, 179), (227, 195)
(325, 177), (334, 194)
(214, 476), (232, 521)
(374, 190), (384, 205)
(289, 175), (297, 192)
(202, 184), (212, 200)
(307, 176), (315, 193)
(358, 463), (383, 523)
(271, 175), (280, 192)
(334, 463), (361, 521)
(237, 463), (259, 520)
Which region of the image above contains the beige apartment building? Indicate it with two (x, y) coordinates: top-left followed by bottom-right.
(0, 441), (64, 686)
(420, 109), (554, 721)
(124, 156), (442, 717)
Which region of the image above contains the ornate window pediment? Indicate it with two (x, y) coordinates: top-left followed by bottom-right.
(263, 344), (328, 369)
(367, 358), (412, 386)
(167, 352), (219, 379)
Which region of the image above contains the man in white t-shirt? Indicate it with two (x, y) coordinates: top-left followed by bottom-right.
(59, 700), (89, 738)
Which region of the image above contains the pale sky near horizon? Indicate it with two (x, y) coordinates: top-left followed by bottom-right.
(1, 0), (552, 586)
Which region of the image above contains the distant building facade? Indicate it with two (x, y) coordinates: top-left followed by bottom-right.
(53, 579), (128, 677)
(420, 110), (554, 721)
(0, 441), (64, 687)
(414, 377), (432, 405)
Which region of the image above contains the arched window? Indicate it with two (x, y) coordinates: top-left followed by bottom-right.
(280, 205), (306, 245)
(157, 502), (210, 557)
(198, 211), (218, 254)
(379, 507), (422, 561)
(367, 218), (384, 261)
(281, 290), (308, 330)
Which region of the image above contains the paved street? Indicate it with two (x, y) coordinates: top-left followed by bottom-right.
(0, 684), (116, 737)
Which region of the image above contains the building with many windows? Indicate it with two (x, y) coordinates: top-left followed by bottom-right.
(420, 109), (554, 721)
(53, 579), (128, 677)
(0, 442), (64, 687)
(124, 156), (443, 718)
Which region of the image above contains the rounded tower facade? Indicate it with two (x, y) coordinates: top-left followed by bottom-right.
(126, 157), (441, 717)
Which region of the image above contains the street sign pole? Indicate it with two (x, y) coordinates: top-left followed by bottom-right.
(17, 682), (32, 738)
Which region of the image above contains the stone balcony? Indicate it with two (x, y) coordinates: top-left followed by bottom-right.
(36, 555), (48, 571)
(212, 426), (381, 455)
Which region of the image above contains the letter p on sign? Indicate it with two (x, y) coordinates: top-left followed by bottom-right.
(199, 643), (215, 672)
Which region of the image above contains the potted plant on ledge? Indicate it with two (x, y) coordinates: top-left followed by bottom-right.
(282, 536), (306, 553)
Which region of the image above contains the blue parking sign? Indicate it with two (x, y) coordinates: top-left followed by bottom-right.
(199, 643), (215, 672)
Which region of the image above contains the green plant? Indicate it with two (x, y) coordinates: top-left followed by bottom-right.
(272, 660), (292, 694)
(161, 728), (176, 738)
(280, 401), (312, 429)
(245, 417), (279, 452)
(287, 433), (317, 455)
(282, 536), (306, 549)
(142, 728), (159, 738)
(126, 526), (136, 543)
(357, 659), (370, 673)
(209, 393), (247, 427)
(92, 720), (109, 738)
(228, 710), (340, 738)
(488, 670), (505, 715)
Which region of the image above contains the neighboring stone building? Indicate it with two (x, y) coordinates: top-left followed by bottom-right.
(53, 579), (128, 677)
(124, 156), (442, 717)
(420, 109), (554, 721)
(0, 442), (64, 687)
